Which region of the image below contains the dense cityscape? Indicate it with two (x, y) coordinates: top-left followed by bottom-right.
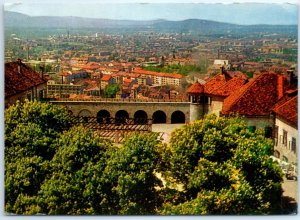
(4, 3), (298, 216)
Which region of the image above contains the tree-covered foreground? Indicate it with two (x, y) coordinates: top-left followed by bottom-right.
(5, 101), (284, 215)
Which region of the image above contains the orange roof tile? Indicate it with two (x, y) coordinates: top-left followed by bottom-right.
(204, 74), (229, 94)
(273, 90), (297, 127)
(222, 72), (287, 116)
(101, 75), (111, 81)
(186, 82), (204, 94)
(5, 61), (47, 98)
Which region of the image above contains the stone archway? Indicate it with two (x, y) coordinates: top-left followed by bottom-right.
(97, 110), (111, 124)
(171, 111), (185, 124)
(152, 110), (167, 124)
(78, 109), (92, 123)
(134, 110), (148, 124)
(115, 110), (129, 125)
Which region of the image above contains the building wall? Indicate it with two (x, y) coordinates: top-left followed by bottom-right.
(274, 117), (297, 164)
(208, 96), (224, 116)
(5, 83), (47, 108)
(47, 84), (82, 96)
(243, 116), (273, 129)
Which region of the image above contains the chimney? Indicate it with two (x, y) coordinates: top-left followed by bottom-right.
(17, 59), (22, 73)
(287, 69), (297, 86)
(277, 75), (284, 100)
(221, 66), (226, 75)
(40, 65), (45, 80)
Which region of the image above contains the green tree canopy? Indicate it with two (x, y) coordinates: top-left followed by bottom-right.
(37, 126), (112, 215)
(103, 84), (120, 98)
(103, 132), (163, 214)
(5, 101), (284, 215)
(159, 115), (283, 215)
(4, 101), (72, 214)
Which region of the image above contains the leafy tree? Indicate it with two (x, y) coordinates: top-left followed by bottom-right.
(103, 84), (120, 98)
(36, 126), (112, 215)
(5, 100), (72, 135)
(103, 132), (163, 214)
(5, 101), (72, 214)
(159, 115), (283, 215)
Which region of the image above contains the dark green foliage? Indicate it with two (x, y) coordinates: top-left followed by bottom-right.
(159, 115), (283, 215)
(103, 84), (120, 98)
(37, 126), (112, 215)
(103, 133), (163, 214)
(5, 100), (72, 134)
(5, 101), (72, 214)
(5, 102), (284, 215)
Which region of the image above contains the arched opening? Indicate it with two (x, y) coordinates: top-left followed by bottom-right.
(115, 110), (129, 125)
(134, 110), (148, 124)
(78, 109), (92, 123)
(152, 111), (167, 124)
(274, 150), (280, 158)
(97, 110), (111, 124)
(171, 111), (185, 124)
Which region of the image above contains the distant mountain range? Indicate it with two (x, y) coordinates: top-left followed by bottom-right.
(5, 11), (297, 35)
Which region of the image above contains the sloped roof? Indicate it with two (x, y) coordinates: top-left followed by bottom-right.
(204, 72), (246, 97)
(101, 75), (111, 81)
(204, 74), (229, 94)
(186, 82), (204, 94)
(210, 77), (246, 97)
(5, 61), (47, 98)
(273, 89), (297, 127)
(222, 72), (285, 116)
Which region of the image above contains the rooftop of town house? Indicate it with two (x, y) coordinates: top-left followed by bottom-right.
(272, 89), (298, 127)
(208, 76), (246, 97)
(222, 72), (289, 116)
(101, 75), (112, 81)
(204, 71), (232, 95)
(186, 82), (204, 95)
(5, 60), (47, 98)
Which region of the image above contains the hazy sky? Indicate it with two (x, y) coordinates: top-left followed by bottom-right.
(3, 0), (299, 25)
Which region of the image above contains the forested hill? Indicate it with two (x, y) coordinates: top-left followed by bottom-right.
(5, 11), (297, 35)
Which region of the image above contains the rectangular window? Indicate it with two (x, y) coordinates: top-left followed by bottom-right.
(292, 137), (296, 153)
(274, 126), (279, 146)
(248, 126), (256, 133)
(283, 130), (287, 147)
(264, 126), (273, 138)
(279, 135), (283, 145)
(274, 126), (278, 139)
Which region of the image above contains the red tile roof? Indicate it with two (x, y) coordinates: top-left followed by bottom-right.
(204, 74), (228, 94)
(222, 72), (286, 116)
(186, 82), (204, 94)
(273, 89), (297, 127)
(204, 72), (246, 97)
(5, 61), (47, 98)
(101, 75), (111, 81)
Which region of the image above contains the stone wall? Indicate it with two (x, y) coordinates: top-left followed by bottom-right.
(51, 101), (190, 124)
